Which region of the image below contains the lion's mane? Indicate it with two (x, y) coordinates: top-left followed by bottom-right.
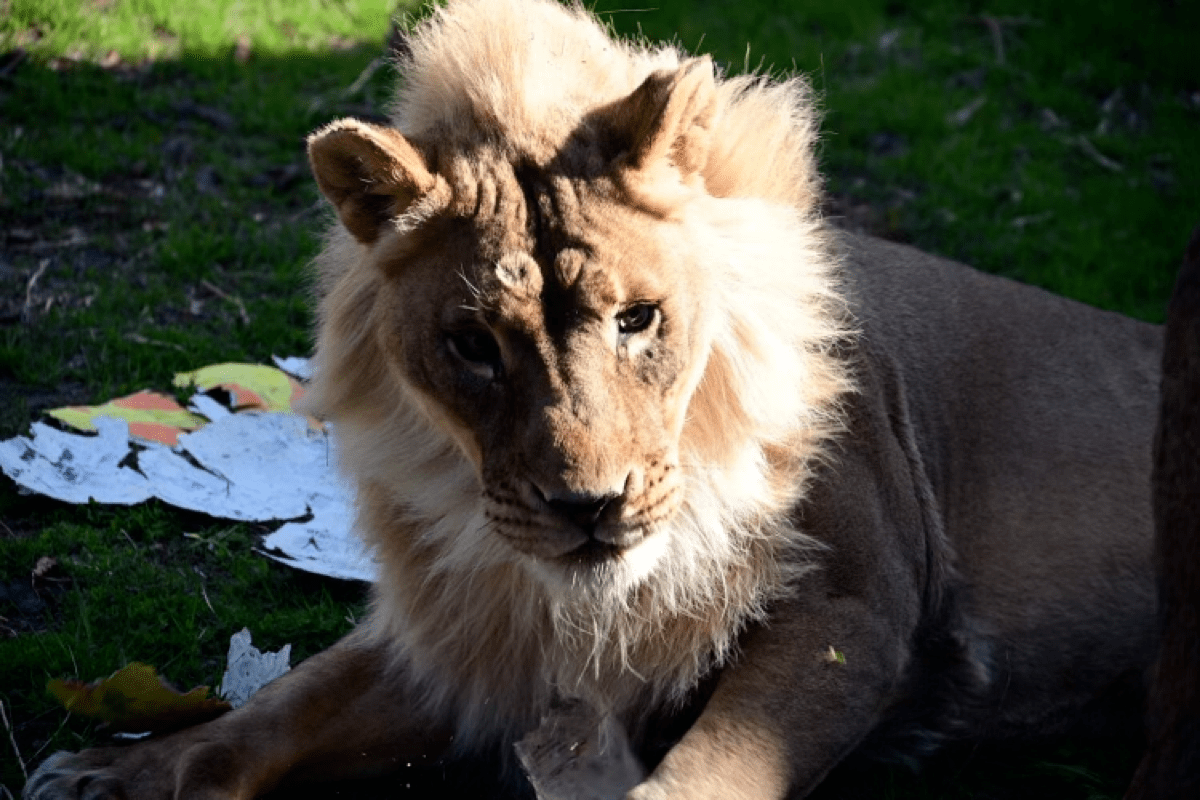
(305, 0), (850, 748)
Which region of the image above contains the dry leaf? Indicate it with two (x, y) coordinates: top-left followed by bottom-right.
(48, 662), (230, 733)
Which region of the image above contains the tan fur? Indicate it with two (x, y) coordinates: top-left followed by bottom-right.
(25, 2), (1163, 799)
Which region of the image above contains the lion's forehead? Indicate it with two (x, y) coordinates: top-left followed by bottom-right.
(450, 163), (674, 318)
(468, 252), (670, 341)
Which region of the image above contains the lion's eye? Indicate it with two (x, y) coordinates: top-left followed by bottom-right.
(616, 303), (658, 335)
(447, 328), (502, 376)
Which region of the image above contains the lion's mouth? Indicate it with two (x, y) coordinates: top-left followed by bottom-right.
(557, 536), (624, 567)
(493, 517), (648, 563)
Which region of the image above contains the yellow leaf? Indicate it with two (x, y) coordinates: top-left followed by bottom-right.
(48, 662), (231, 733)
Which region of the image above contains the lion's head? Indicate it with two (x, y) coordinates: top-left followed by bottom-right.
(304, 0), (849, 740)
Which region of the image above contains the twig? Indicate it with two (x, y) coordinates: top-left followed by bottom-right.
(343, 56), (384, 98)
(980, 15), (1005, 65)
(13, 231), (91, 252)
(1011, 212), (1053, 229)
(22, 259), (49, 323)
(974, 15), (1040, 66)
(1, 699), (28, 782)
(200, 279), (251, 325)
(124, 333), (186, 352)
(1075, 135), (1124, 172)
(947, 95), (987, 127)
(200, 582), (215, 616)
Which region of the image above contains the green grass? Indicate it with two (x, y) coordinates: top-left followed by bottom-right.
(2, 0), (399, 59)
(2, 0), (1197, 795)
(590, 0), (1198, 321)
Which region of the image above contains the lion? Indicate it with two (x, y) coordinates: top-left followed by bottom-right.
(25, 1), (1163, 798)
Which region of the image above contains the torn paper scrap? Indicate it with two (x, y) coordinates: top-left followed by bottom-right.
(515, 697), (645, 800)
(272, 355), (313, 381)
(1, 412), (347, 521)
(0, 417), (154, 505)
(47, 390), (206, 447)
(219, 628), (291, 709)
(175, 362), (305, 413)
(187, 392), (233, 422)
(157, 411), (335, 521)
(260, 494), (374, 582)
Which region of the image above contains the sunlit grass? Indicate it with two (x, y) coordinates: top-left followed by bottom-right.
(3, 0), (403, 60)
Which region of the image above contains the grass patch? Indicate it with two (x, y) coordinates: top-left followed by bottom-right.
(591, 0), (1198, 321)
(2, 0), (1196, 795)
(2, 0), (399, 60)
(1, 495), (365, 785)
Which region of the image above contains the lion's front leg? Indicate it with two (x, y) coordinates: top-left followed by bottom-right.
(628, 596), (904, 800)
(24, 626), (453, 800)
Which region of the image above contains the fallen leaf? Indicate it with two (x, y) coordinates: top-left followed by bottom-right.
(48, 662), (231, 733)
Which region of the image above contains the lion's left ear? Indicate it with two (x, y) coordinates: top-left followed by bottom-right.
(307, 118), (436, 244)
(606, 56), (718, 181)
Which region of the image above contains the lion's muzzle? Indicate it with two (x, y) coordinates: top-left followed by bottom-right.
(482, 469), (664, 562)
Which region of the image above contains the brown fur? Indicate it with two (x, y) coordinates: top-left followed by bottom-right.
(25, 2), (1163, 799)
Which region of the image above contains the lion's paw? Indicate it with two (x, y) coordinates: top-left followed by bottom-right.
(24, 739), (243, 800)
(24, 750), (125, 800)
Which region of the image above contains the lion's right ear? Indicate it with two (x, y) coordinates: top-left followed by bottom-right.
(307, 119), (435, 244)
(604, 57), (718, 182)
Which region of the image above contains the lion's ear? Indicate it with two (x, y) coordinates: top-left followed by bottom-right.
(307, 119), (436, 244)
(608, 56), (718, 180)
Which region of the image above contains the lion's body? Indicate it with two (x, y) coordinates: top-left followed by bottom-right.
(838, 235), (1159, 742)
(25, 2), (1163, 799)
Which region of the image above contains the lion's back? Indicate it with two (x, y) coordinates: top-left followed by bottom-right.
(840, 231), (1160, 736)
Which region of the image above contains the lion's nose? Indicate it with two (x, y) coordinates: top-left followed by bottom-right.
(534, 486), (618, 534)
